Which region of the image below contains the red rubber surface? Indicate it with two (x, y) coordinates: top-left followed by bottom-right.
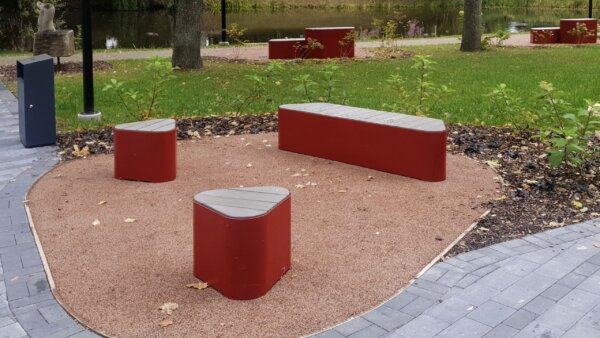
(560, 19), (598, 44)
(114, 129), (176, 183)
(193, 197), (291, 300)
(304, 28), (354, 59)
(278, 108), (447, 182)
(530, 28), (560, 44)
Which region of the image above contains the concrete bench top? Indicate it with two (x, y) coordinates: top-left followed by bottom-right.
(194, 186), (290, 219)
(305, 27), (355, 30)
(269, 38), (306, 42)
(560, 18), (597, 21)
(115, 118), (176, 132)
(531, 27), (560, 30)
(280, 103), (446, 132)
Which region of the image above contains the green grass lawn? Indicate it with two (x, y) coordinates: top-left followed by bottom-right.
(45, 44), (600, 131)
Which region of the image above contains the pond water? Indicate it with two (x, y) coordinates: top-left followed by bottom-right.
(0, 6), (590, 50)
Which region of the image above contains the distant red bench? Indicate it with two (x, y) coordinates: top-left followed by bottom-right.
(530, 27), (560, 44)
(560, 18), (598, 44)
(268, 26), (355, 60)
(278, 103), (447, 182)
(530, 18), (598, 45)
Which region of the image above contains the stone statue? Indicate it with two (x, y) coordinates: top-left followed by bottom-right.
(37, 1), (56, 32)
(33, 1), (74, 62)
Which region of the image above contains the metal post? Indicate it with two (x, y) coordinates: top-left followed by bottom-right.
(78, 0), (101, 121)
(220, 0), (228, 44)
(590, 0), (593, 18)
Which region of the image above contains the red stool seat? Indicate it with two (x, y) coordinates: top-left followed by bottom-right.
(278, 103), (447, 182)
(193, 186), (291, 300)
(114, 119), (177, 183)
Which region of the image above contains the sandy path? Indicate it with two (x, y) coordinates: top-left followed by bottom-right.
(0, 34), (545, 66)
(28, 133), (498, 337)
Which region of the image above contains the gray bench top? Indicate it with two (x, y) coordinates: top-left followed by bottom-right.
(115, 118), (176, 132)
(194, 186), (290, 219)
(269, 38), (306, 42)
(305, 27), (355, 30)
(531, 27), (560, 30)
(280, 103), (446, 132)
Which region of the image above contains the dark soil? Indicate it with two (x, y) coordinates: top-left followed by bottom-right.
(55, 115), (600, 256)
(0, 61), (113, 82)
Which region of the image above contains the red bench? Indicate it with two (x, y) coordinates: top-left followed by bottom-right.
(268, 26), (355, 60)
(278, 103), (447, 182)
(268, 38), (306, 59)
(560, 18), (598, 44)
(304, 27), (355, 59)
(114, 119), (177, 183)
(530, 27), (560, 44)
(193, 186), (291, 300)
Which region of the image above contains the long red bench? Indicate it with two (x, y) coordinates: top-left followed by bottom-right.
(268, 38), (306, 59)
(278, 103), (447, 182)
(530, 27), (560, 44)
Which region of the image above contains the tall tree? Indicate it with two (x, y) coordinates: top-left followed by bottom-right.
(460, 0), (482, 52)
(171, 0), (202, 69)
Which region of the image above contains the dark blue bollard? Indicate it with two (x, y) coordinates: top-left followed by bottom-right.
(17, 54), (56, 148)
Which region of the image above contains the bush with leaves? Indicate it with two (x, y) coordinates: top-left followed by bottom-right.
(484, 83), (538, 128)
(385, 55), (451, 116)
(103, 57), (177, 121)
(231, 61), (284, 115)
(292, 61), (346, 104)
(536, 81), (600, 168)
(482, 30), (511, 48)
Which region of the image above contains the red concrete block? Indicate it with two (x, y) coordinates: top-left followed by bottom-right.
(304, 27), (355, 59)
(560, 18), (598, 44)
(530, 27), (560, 44)
(193, 186), (291, 300)
(114, 119), (176, 183)
(268, 38), (306, 59)
(278, 103), (447, 182)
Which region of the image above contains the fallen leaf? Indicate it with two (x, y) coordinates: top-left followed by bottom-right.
(572, 200), (583, 209)
(186, 282), (209, 290)
(367, 175), (374, 181)
(291, 173), (301, 177)
(594, 243), (600, 249)
(485, 160), (501, 169)
(159, 302), (178, 315)
(159, 319), (173, 327)
(92, 219), (100, 226)
(246, 163), (253, 168)
(97, 200), (107, 205)
(295, 184), (305, 188)
(338, 189), (347, 193)
(72, 145), (90, 158)
(549, 221), (564, 227)
(124, 218), (136, 223)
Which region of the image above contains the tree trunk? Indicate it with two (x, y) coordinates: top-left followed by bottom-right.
(461, 0), (482, 52)
(172, 0), (202, 69)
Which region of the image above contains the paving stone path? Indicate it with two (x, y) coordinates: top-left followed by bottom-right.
(2, 82), (600, 337)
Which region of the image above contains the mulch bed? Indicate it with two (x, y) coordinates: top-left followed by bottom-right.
(55, 114), (600, 256)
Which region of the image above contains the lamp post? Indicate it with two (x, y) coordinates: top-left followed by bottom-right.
(220, 0), (228, 44)
(78, 0), (101, 121)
